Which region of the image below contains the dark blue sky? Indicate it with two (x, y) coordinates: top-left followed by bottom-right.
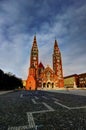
(0, 0), (86, 79)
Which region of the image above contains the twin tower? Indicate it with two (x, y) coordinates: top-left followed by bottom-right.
(26, 35), (64, 90)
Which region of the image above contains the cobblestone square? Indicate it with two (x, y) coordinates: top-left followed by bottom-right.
(0, 90), (86, 130)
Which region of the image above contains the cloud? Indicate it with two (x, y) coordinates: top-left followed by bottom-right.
(0, 0), (86, 79)
(36, 2), (86, 76)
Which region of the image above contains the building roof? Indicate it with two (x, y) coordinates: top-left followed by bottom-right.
(78, 73), (86, 76)
(43, 65), (54, 74)
(64, 74), (78, 79)
(64, 73), (86, 79)
(38, 62), (44, 69)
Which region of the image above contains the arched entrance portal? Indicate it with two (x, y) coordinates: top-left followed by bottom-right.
(43, 83), (46, 88)
(47, 82), (51, 88)
(42, 82), (55, 89)
(52, 83), (54, 88)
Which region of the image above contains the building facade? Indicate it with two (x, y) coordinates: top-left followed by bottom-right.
(26, 36), (64, 90)
(78, 73), (86, 87)
(64, 74), (79, 88)
(64, 73), (86, 88)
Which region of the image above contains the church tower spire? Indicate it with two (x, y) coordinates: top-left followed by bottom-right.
(26, 35), (39, 90)
(30, 35), (39, 78)
(53, 39), (64, 87)
(32, 35), (37, 49)
(53, 39), (60, 75)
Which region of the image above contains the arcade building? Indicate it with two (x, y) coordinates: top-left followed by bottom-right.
(26, 36), (64, 90)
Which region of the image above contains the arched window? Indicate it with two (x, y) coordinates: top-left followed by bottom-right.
(43, 83), (46, 88)
(47, 82), (51, 88)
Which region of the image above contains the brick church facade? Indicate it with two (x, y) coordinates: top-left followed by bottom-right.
(26, 36), (64, 90)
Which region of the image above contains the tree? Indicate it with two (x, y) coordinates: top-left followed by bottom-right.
(0, 69), (23, 90)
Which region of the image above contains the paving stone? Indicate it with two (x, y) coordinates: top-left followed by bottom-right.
(0, 90), (86, 129)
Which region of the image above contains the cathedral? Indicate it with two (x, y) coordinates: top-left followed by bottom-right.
(26, 35), (64, 90)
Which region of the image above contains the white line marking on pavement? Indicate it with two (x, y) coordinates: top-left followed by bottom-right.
(42, 96), (48, 99)
(54, 101), (70, 110)
(52, 97), (59, 101)
(35, 96), (39, 99)
(31, 99), (37, 104)
(0, 90), (13, 95)
(27, 113), (35, 128)
(42, 102), (54, 111)
(29, 109), (54, 114)
(8, 113), (36, 130)
(20, 94), (23, 98)
(70, 106), (86, 110)
(8, 125), (30, 130)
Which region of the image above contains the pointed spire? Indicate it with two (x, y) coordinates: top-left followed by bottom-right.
(54, 39), (58, 48)
(33, 35), (37, 44)
(53, 39), (60, 54)
(32, 35), (38, 50)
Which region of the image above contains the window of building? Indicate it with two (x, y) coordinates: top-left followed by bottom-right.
(79, 78), (83, 81)
(43, 83), (46, 88)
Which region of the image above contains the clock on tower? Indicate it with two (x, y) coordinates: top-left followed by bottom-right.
(33, 56), (36, 60)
